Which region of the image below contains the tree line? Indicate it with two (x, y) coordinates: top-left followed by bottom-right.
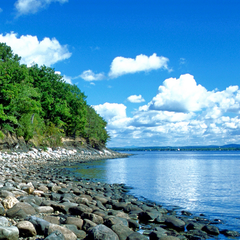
(0, 43), (110, 148)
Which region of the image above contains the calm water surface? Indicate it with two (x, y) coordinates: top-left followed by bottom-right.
(66, 151), (240, 235)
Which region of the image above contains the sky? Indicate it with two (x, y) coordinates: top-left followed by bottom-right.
(1, 0), (240, 147)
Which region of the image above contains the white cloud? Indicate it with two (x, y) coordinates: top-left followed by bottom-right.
(15, 0), (68, 15)
(93, 103), (127, 122)
(80, 70), (105, 81)
(127, 95), (145, 103)
(0, 32), (71, 66)
(100, 74), (240, 147)
(108, 53), (169, 78)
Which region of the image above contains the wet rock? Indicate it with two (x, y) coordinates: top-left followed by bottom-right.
(139, 210), (163, 222)
(202, 225), (219, 235)
(186, 222), (204, 231)
(87, 224), (119, 240)
(164, 216), (185, 231)
(127, 231), (148, 240)
(220, 229), (240, 237)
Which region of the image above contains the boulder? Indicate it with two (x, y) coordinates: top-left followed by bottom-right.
(2, 195), (19, 209)
(87, 224), (119, 240)
(111, 223), (133, 240)
(17, 220), (37, 237)
(6, 202), (36, 219)
(44, 230), (66, 240)
(25, 216), (51, 235)
(65, 216), (84, 230)
(164, 216), (185, 231)
(127, 232), (148, 240)
(47, 223), (77, 240)
(202, 225), (220, 235)
(0, 226), (19, 240)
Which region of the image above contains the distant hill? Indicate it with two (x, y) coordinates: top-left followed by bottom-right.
(110, 144), (240, 151)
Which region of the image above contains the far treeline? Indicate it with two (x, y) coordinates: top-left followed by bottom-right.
(0, 43), (110, 148)
(111, 144), (240, 152)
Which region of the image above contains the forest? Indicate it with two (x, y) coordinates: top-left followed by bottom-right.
(0, 43), (110, 148)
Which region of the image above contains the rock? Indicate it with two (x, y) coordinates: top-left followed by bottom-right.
(127, 219), (140, 230)
(6, 202), (36, 219)
(149, 229), (167, 240)
(0, 216), (9, 227)
(184, 229), (208, 239)
(220, 229), (240, 237)
(64, 224), (86, 239)
(186, 222), (204, 231)
(17, 220), (37, 237)
(164, 216), (185, 231)
(65, 216), (84, 229)
(87, 224), (120, 240)
(43, 216), (60, 225)
(45, 230), (66, 240)
(104, 215), (129, 228)
(0, 203), (5, 216)
(35, 206), (54, 213)
(139, 210), (163, 222)
(82, 213), (104, 224)
(0, 226), (19, 240)
(25, 216), (51, 235)
(202, 225), (220, 235)
(2, 195), (19, 209)
(111, 223), (133, 240)
(82, 219), (97, 231)
(156, 237), (180, 240)
(69, 204), (93, 215)
(127, 231), (148, 240)
(47, 223), (77, 240)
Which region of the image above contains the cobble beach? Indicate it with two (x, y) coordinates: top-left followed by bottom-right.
(0, 147), (239, 240)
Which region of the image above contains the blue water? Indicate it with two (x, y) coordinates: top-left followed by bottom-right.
(66, 151), (240, 237)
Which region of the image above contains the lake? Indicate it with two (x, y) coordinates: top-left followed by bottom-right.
(65, 151), (240, 237)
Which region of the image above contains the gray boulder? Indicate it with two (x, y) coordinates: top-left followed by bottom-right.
(45, 230), (66, 240)
(87, 224), (119, 240)
(164, 216), (185, 231)
(25, 216), (50, 235)
(202, 225), (220, 235)
(111, 223), (133, 240)
(6, 202), (36, 219)
(0, 226), (19, 240)
(127, 232), (148, 239)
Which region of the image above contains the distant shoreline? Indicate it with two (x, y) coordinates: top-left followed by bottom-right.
(111, 145), (240, 152)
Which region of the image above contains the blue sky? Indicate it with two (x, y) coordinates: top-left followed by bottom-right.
(1, 0), (240, 147)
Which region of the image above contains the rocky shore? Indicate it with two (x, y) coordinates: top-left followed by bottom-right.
(0, 147), (239, 240)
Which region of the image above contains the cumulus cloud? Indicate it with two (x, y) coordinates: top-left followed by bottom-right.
(95, 74), (240, 147)
(80, 70), (105, 81)
(127, 95), (145, 103)
(15, 0), (68, 15)
(108, 53), (169, 78)
(0, 32), (71, 66)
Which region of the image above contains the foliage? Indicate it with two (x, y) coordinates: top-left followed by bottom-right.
(0, 43), (110, 148)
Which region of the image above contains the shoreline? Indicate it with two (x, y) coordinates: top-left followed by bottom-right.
(0, 147), (239, 239)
